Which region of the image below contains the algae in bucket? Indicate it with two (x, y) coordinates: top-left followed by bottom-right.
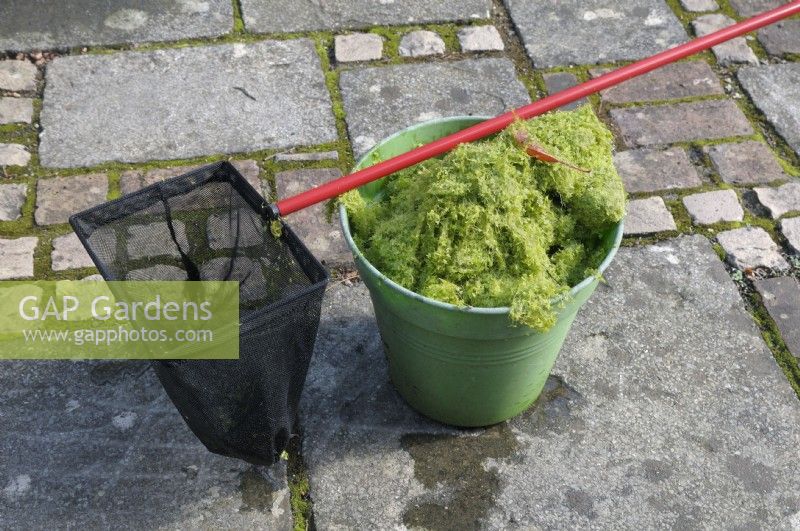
(339, 115), (624, 427)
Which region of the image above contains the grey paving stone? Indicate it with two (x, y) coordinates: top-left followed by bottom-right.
(717, 226), (789, 270)
(682, 189), (744, 225)
(739, 64), (800, 157)
(200, 256), (266, 302)
(274, 151), (339, 163)
(301, 235), (800, 529)
(457, 25), (505, 52)
(0, 237), (37, 279)
(0, 0), (232, 52)
(52, 232), (97, 271)
(0, 60), (37, 91)
(0, 143), (30, 166)
(610, 100), (754, 148)
(119, 160), (263, 196)
(126, 264), (188, 280)
(0, 362), (292, 530)
(624, 196), (677, 235)
(705, 141), (787, 185)
(0, 98), (33, 125)
(207, 209), (264, 250)
(399, 30), (446, 57)
(758, 20), (800, 56)
(614, 148), (702, 193)
(340, 58), (530, 157)
(754, 181), (800, 219)
(503, 0), (686, 68)
(781, 216), (800, 254)
(590, 61), (724, 104)
(240, 0), (490, 32)
(680, 0), (719, 12)
(754, 276), (800, 358)
(0, 183), (27, 221)
(335, 33), (384, 63)
(276, 169), (351, 266)
(39, 40), (337, 168)
(126, 221), (189, 260)
(542, 72), (588, 111)
(729, 0), (783, 17)
(692, 14), (759, 65)
(35, 174), (109, 226)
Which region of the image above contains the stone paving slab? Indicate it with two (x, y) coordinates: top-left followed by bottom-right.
(692, 14), (758, 65)
(681, 0), (719, 11)
(119, 160), (264, 196)
(738, 63), (800, 157)
(399, 31), (446, 57)
(590, 61), (724, 104)
(729, 0), (784, 17)
(0, 143), (30, 166)
(504, 0), (686, 68)
(754, 181), (800, 219)
(613, 147), (702, 193)
(39, 40), (337, 168)
(610, 100), (754, 148)
(0, 60), (38, 92)
(705, 140), (787, 185)
(240, 0), (490, 33)
(301, 235), (800, 529)
(339, 58), (530, 157)
(51, 232), (98, 271)
(0, 0), (232, 52)
(0, 97), (33, 125)
(0, 237), (37, 279)
(717, 226), (789, 271)
(781, 216), (800, 254)
(623, 196), (677, 235)
(682, 189), (744, 225)
(0, 183), (27, 221)
(276, 168), (352, 266)
(542, 72), (588, 111)
(35, 174), (109, 226)
(758, 20), (800, 56)
(0, 361), (291, 530)
(457, 25), (505, 52)
(755, 276), (800, 359)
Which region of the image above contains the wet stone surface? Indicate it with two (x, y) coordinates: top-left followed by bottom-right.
(623, 197), (677, 235)
(0, 0), (233, 52)
(613, 147), (702, 193)
(705, 140), (787, 185)
(40, 40), (337, 168)
(503, 0), (686, 67)
(610, 100), (753, 148)
(739, 63), (800, 157)
(301, 236), (800, 528)
(339, 58), (530, 157)
(0, 361), (292, 530)
(754, 276), (800, 359)
(590, 61), (724, 104)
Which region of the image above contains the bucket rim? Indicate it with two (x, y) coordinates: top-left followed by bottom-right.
(338, 115), (625, 316)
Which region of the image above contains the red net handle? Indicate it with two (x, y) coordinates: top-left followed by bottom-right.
(274, 1), (800, 217)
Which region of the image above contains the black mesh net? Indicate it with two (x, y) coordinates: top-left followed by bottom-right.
(70, 162), (328, 465)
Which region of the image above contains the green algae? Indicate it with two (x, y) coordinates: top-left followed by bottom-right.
(342, 106), (626, 331)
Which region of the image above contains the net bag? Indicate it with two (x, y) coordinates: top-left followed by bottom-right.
(70, 162), (328, 465)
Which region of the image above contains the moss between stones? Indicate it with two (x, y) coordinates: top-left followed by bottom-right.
(342, 106), (625, 331)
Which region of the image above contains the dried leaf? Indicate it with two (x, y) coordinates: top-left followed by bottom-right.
(513, 130), (590, 173)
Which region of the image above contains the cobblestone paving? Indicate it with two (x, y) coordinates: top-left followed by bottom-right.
(1, 0), (800, 528)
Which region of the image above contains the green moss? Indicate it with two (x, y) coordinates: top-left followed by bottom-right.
(342, 106), (625, 331)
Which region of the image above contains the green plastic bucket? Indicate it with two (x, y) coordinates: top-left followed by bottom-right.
(339, 116), (624, 427)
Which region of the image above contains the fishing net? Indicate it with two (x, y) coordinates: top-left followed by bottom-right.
(70, 162), (328, 465)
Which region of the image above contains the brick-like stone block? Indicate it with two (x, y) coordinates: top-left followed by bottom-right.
(0, 97), (34, 125)
(0, 143), (30, 166)
(729, 0), (783, 17)
(276, 168), (352, 266)
(738, 64), (800, 158)
(614, 148), (702, 193)
(274, 151), (339, 163)
(398, 31), (446, 57)
(682, 189), (743, 225)
(52, 232), (97, 271)
(457, 25), (504, 52)
(0, 183), (27, 221)
(758, 20), (800, 56)
(0, 60), (37, 91)
(692, 14), (758, 65)
(335, 33), (383, 63)
(680, 0), (719, 12)
(0, 237), (37, 279)
(35, 173), (108, 226)
(623, 197), (677, 235)
(591, 61), (723, 104)
(542, 72), (587, 111)
(610, 100), (753, 148)
(705, 141), (786, 185)
(716, 226), (789, 271)
(120, 160), (263, 196)
(754, 276), (800, 358)
(780, 216), (800, 254)
(754, 182), (800, 219)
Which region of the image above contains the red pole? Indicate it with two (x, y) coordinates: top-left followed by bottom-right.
(275, 1), (800, 217)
